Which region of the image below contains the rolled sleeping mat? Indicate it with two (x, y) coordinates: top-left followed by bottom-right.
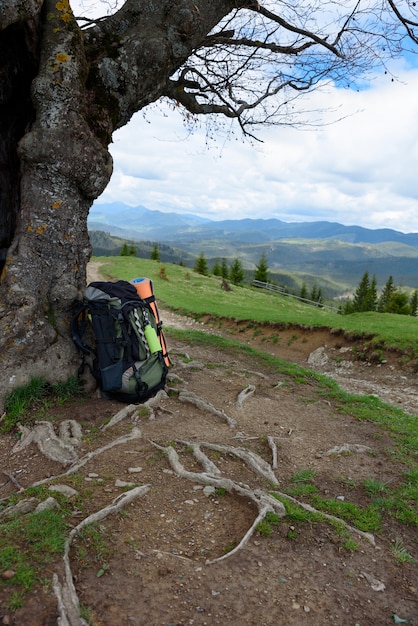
(131, 277), (171, 367)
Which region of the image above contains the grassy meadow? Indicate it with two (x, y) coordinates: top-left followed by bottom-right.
(92, 256), (418, 355)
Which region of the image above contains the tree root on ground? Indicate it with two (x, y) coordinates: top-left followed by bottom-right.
(151, 438), (376, 560)
(12, 420), (83, 465)
(178, 390), (237, 428)
(267, 435), (278, 469)
(150, 439), (286, 564)
(32, 427), (142, 487)
(236, 384), (256, 408)
(53, 485), (150, 626)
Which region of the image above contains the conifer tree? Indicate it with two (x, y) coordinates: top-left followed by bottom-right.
(378, 275), (395, 312)
(212, 258), (222, 276)
(385, 290), (410, 315)
(350, 271), (377, 312)
(150, 243), (160, 262)
(194, 251), (209, 276)
(220, 258), (229, 280)
(254, 253), (269, 283)
(230, 258), (245, 285)
(409, 290), (418, 317)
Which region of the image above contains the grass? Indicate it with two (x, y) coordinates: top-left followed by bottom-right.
(0, 509), (68, 610)
(391, 538), (415, 563)
(1, 376), (83, 434)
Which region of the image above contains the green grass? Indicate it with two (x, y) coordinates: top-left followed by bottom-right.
(92, 256), (418, 354)
(1, 376), (83, 433)
(0, 510), (68, 609)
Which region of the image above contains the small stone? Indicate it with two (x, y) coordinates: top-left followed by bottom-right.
(35, 497), (59, 512)
(0, 497), (40, 520)
(128, 467), (143, 473)
(115, 479), (135, 487)
(184, 499), (195, 505)
(304, 605), (311, 612)
(292, 602), (300, 609)
(88, 473), (99, 478)
(49, 484), (78, 497)
(1, 570), (15, 580)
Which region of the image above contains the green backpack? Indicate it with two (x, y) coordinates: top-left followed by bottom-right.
(71, 279), (170, 402)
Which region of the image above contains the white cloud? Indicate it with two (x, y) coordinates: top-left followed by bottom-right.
(97, 65), (418, 233)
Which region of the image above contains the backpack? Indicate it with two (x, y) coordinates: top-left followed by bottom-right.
(71, 279), (170, 403)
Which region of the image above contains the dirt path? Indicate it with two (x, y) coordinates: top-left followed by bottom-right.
(0, 263), (416, 626)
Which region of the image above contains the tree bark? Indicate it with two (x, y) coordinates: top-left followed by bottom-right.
(0, 0), (112, 405)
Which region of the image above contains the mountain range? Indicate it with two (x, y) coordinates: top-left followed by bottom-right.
(89, 202), (418, 246)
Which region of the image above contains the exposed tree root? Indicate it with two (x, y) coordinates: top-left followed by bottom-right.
(190, 440), (279, 486)
(267, 435), (278, 469)
(272, 490), (376, 545)
(32, 427), (142, 487)
(53, 486), (150, 626)
(101, 404), (139, 431)
(178, 390), (237, 428)
(236, 384), (256, 408)
(151, 437), (376, 564)
(12, 420), (83, 465)
(150, 440), (286, 564)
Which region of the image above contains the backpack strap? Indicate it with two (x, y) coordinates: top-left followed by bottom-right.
(71, 304), (93, 356)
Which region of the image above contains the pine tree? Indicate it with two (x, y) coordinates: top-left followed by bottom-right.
(378, 275), (395, 312)
(316, 287), (323, 306)
(300, 282), (308, 300)
(386, 290), (410, 315)
(254, 253), (269, 283)
(120, 242), (129, 256)
(212, 258), (222, 276)
(128, 243), (136, 257)
(230, 258), (245, 285)
(366, 274), (378, 311)
(409, 290), (418, 316)
(220, 258), (229, 280)
(194, 251), (209, 276)
(150, 243), (160, 261)
(351, 271), (372, 312)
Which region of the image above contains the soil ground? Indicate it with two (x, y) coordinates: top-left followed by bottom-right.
(0, 263), (417, 626)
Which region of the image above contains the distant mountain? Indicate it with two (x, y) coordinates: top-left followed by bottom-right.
(89, 202), (418, 246)
(88, 203), (210, 241)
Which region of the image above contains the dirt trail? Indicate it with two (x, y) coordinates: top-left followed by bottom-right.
(0, 262), (416, 626)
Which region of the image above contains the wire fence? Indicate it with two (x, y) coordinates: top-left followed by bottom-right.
(252, 280), (341, 313)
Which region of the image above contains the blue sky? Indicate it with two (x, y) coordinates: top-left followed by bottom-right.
(95, 58), (418, 234)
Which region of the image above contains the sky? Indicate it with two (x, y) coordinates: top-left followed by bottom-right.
(87, 30), (418, 234)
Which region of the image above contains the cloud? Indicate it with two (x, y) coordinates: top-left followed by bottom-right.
(97, 65), (418, 233)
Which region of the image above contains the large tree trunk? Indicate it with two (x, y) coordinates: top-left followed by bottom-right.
(0, 0), (236, 409)
(0, 0), (112, 407)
